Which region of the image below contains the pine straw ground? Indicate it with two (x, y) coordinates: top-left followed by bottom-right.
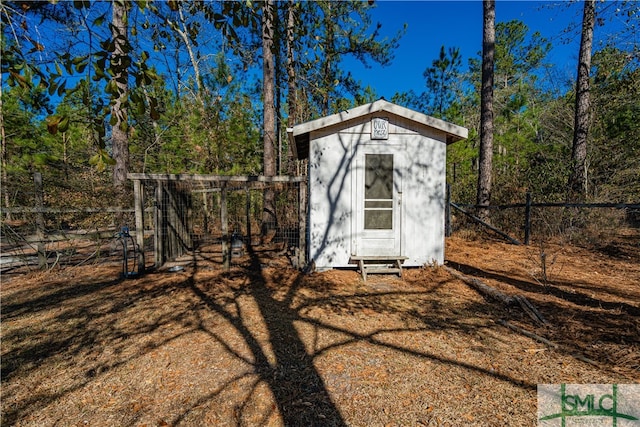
(2, 235), (639, 426)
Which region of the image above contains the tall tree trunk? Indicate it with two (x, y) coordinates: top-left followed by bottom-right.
(274, 4), (283, 175)
(0, 83), (10, 221)
(111, 0), (130, 227)
(568, 0), (595, 202)
(321, 2), (334, 116)
(477, 0), (495, 222)
(262, 0), (277, 234)
(173, 4), (206, 112)
(286, 0), (297, 175)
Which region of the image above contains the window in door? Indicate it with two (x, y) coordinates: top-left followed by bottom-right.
(364, 154), (393, 230)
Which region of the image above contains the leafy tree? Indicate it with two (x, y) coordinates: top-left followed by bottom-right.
(492, 20), (550, 90)
(590, 47), (640, 201)
(423, 46), (462, 119)
(1, 84), (51, 208)
(446, 19), (553, 205)
(392, 45), (463, 120)
(294, 0), (404, 118)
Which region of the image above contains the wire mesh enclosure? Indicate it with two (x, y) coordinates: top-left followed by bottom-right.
(128, 174), (307, 271)
(1, 171), (139, 273)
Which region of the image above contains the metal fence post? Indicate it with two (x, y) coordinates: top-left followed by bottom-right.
(34, 172), (46, 269)
(524, 192), (532, 245)
(445, 184), (452, 237)
(221, 186), (230, 271)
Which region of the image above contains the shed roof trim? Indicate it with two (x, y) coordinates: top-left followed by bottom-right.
(292, 99), (468, 142)
(290, 99), (468, 159)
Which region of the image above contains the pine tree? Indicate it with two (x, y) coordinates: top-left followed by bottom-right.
(568, 0), (595, 201)
(477, 0), (496, 222)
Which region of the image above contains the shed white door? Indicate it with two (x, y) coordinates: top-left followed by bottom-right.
(355, 149), (401, 256)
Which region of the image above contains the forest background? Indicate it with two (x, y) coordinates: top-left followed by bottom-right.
(1, 0), (638, 236)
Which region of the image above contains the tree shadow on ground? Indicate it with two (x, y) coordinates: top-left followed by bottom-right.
(445, 260), (640, 371)
(1, 268), (209, 426)
(447, 260), (640, 316)
(171, 247), (537, 425)
(178, 247), (348, 426)
(2, 249), (543, 426)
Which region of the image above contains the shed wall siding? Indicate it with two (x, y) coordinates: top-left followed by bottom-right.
(308, 114), (449, 270)
(401, 133), (447, 266)
(308, 132), (354, 269)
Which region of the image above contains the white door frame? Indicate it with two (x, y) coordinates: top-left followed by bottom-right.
(353, 142), (402, 257)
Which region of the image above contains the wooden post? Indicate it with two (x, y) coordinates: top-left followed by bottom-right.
(298, 180), (307, 268)
(166, 187), (191, 260)
(245, 186), (252, 251)
(167, 183), (177, 259)
(202, 192), (209, 235)
(524, 192), (532, 245)
(133, 179), (145, 273)
(445, 184), (452, 237)
(34, 172), (46, 269)
(178, 190), (192, 251)
(154, 182), (165, 267)
(221, 186), (230, 270)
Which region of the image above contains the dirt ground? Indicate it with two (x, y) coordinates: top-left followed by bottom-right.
(1, 234), (639, 426)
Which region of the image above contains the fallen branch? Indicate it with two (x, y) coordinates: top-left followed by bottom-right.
(497, 319), (601, 368)
(444, 266), (514, 305)
(445, 265), (547, 326)
(514, 295), (548, 326)
(450, 202), (522, 245)
(497, 319), (558, 349)
(448, 265), (609, 369)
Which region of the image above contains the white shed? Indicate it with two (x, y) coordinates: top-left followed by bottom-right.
(289, 99), (468, 274)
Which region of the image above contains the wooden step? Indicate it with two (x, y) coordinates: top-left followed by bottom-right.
(364, 267), (401, 275)
(350, 256), (408, 261)
(349, 256), (407, 281)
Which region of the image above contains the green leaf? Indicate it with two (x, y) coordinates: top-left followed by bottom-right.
(149, 97), (160, 120)
(93, 13), (106, 26)
(57, 80), (67, 97)
(105, 80), (117, 95)
(48, 80), (58, 96)
(73, 0), (90, 9)
(34, 152), (49, 165)
(93, 63), (106, 80)
(9, 70), (31, 89)
(104, 155), (116, 166)
(136, 100), (145, 115)
(89, 153), (100, 166)
(58, 116), (70, 133)
(46, 115), (61, 135)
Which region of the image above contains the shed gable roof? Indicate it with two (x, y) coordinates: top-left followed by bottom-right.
(288, 99), (468, 159)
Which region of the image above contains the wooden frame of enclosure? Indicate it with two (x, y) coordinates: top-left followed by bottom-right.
(128, 173), (307, 272)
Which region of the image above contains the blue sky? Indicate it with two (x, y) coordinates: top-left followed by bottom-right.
(342, 0), (601, 99)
